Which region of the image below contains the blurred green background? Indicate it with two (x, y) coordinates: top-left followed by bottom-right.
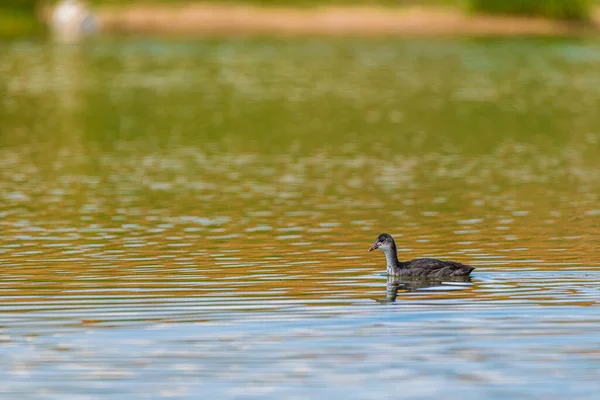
(0, 0), (42, 39)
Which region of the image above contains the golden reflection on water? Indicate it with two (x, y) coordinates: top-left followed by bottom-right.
(0, 140), (598, 325)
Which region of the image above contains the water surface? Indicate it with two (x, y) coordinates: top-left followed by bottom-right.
(0, 38), (599, 399)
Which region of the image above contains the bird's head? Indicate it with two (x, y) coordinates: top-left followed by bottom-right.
(368, 233), (395, 252)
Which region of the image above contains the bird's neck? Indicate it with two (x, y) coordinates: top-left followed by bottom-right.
(383, 243), (401, 271)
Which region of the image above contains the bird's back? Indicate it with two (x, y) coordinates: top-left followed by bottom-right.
(400, 258), (474, 277)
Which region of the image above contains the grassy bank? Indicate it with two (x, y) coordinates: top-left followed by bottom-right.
(0, 0), (44, 39)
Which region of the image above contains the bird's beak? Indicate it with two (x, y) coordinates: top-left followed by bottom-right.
(368, 243), (379, 252)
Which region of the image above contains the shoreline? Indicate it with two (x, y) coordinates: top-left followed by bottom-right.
(96, 4), (600, 37)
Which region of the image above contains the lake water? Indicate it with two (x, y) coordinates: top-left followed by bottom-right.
(0, 38), (599, 399)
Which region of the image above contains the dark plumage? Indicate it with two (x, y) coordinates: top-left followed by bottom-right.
(368, 233), (474, 277)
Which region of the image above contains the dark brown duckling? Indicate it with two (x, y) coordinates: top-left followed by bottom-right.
(368, 233), (474, 278)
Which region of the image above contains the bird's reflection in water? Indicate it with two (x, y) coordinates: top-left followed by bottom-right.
(379, 275), (473, 303)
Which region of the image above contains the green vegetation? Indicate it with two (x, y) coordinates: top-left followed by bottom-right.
(466, 0), (591, 21)
(0, 0), (44, 39)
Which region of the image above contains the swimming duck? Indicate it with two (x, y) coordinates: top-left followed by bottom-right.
(369, 233), (474, 277)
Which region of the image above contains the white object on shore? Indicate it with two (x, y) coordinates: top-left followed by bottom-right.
(50, 0), (97, 42)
